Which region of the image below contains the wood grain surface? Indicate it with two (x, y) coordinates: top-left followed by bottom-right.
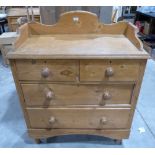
(15, 59), (79, 81)
(80, 59), (140, 81)
(21, 83), (133, 107)
(7, 11), (149, 59)
(27, 107), (131, 129)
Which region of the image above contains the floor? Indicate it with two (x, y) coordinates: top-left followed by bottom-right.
(0, 55), (155, 148)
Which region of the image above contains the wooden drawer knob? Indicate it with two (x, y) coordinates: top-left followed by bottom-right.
(103, 91), (111, 100)
(105, 67), (114, 77)
(46, 90), (54, 100)
(49, 116), (56, 124)
(44, 88), (55, 100)
(100, 91), (111, 106)
(41, 67), (50, 78)
(100, 117), (107, 125)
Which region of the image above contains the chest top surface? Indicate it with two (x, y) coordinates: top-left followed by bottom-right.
(7, 11), (149, 59)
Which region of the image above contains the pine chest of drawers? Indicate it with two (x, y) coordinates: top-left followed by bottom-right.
(7, 11), (149, 144)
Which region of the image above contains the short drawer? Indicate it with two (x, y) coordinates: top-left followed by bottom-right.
(22, 83), (134, 107)
(80, 60), (140, 81)
(16, 60), (79, 81)
(27, 108), (130, 129)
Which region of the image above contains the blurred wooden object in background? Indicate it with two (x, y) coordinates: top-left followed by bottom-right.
(7, 7), (40, 31)
(0, 32), (18, 66)
(40, 6), (113, 25)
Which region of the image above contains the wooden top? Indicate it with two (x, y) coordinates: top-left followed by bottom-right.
(7, 8), (40, 17)
(7, 11), (149, 59)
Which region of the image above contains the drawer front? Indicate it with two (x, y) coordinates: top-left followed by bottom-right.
(22, 83), (133, 106)
(16, 60), (79, 81)
(27, 108), (130, 129)
(80, 60), (140, 81)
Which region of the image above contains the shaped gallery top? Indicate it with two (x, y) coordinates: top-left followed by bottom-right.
(7, 11), (149, 59)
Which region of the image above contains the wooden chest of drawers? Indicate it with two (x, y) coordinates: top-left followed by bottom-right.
(7, 11), (149, 144)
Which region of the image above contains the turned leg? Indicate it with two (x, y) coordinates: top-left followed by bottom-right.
(34, 138), (41, 144)
(114, 139), (122, 145)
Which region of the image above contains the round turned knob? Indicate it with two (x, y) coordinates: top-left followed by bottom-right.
(49, 116), (56, 124)
(105, 67), (114, 77)
(103, 91), (111, 100)
(46, 90), (54, 100)
(41, 67), (50, 78)
(100, 117), (107, 125)
(100, 91), (111, 106)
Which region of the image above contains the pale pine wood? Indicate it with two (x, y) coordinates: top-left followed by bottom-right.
(15, 60), (79, 81)
(29, 11), (100, 35)
(27, 108), (130, 129)
(98, 22), (128, 34)
(14, 23), (30, 49)
(6, 11), (149, 59)
(125, 22), (143, 51)
(15, 59), (141, 82)
(8, 34), (148, 59)
(80, 59), (140, 82)
(127, 60), (147, 128)
(21, 83), (133, 107)
(9, 60), (31, 128)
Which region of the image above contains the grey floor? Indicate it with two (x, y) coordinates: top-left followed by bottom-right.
(0, 55), (155, 148)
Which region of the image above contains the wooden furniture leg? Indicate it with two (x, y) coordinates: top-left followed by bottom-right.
(34, 138), (41, 144)
(114, 139), (122, 145)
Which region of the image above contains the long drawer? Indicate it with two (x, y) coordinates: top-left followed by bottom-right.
(27, 108), (130, 129)
(80, 60), (140, 81)
(15, 60), (79, 81)
(21, 83), (134, 107)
